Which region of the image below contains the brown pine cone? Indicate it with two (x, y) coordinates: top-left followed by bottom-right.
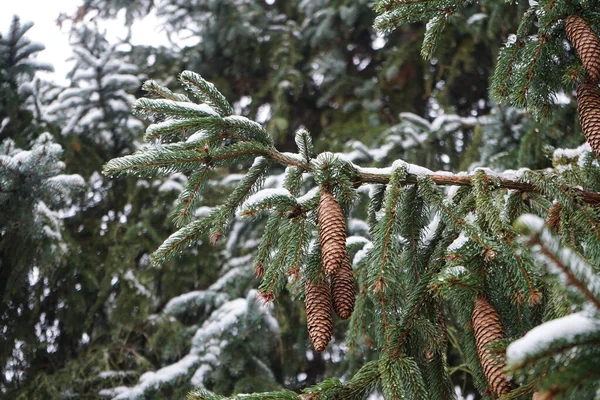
(577, 82), (600, 155)
(305, 276), (333, 352)
(546, 202), (562, 230)
(471, 296), (513, 397)
(331, 257), (356, 320)
(532, 392), (554, 400)
(318, 189), (348, 276)
(566, 15), (600, 82)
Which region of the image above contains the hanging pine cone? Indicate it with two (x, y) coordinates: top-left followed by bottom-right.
(471, 296), (513, 397)
(331, 257), (355, 319)
(532, 392), (555, 400)
(577, 82), (600, 155)
(532, 392), (546, 400)
(318, 189), (348, 276)
(546, 202), (562, 230)
(305, 277), (334, 352)
(566, 15), (600, 82)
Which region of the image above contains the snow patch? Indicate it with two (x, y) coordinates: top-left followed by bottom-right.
(447, 232), (469, 252)
(507, 312), (598, 364)
(241, 188), (294, 210)
(353, 241), (373, 266)
(113, 354), (200, 399)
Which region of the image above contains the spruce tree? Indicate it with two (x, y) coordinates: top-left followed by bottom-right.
(0, 16), (53, 143)
(47, 24), (142, 153)
(104, 61), (600, 399)
(6, 1), (600, 399)
(0, 18), (86, 394)
(0, 132), (84, 393)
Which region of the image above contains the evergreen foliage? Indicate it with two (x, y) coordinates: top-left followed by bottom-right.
(47, 24), (142, 151)
(104, 68), (600, 398)
(0, 132), (84, 392)
(374, 0), (600, 118)
(4, 1), (600, 399)
(0, 16), (53, 142)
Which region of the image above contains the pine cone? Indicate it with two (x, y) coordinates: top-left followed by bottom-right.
(566, 15), (600, 82)
(546, 202), (562, 230)
(577, 82), (600, 155)
(331, 257), (355, 320)
(532, 392), (554, 400)
(305, 277), (333, 352)
(318, 189), (348, 276)
(471, 296), (512, 397)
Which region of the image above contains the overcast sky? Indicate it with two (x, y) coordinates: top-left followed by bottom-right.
(1, 1), (170, 84)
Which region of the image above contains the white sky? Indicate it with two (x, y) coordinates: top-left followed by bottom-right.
(1, 1), (171, 84)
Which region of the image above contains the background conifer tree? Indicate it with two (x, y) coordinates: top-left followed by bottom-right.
(0, 16), (53, 143)
(0, 132), (84, 392)
(3, 1), (600, 399)
(47, 24), (142, 153)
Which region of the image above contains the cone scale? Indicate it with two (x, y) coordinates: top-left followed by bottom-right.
(331, 257), (356, 320)
(566, 15), (600, 82)
(305, 277), (334, 352)
(317, 189), (348, 277)
(471, 296), (513, 397)
(576, 82), (600, 155)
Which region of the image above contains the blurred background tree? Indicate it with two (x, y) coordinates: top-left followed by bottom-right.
(1, 1), (597, 399)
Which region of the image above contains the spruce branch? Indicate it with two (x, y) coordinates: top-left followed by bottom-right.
(142, 79), (190, 102)
(188, 388), (299, 400)
(149, 130), (600, 207)
(208, 155), (271, 241)
(531, 236), (600, 310)
(516, 214), (600, 310)
(223, 115), (272, 145)
(101, 71), (600, 400)
(302, 359), (380, 399)
(390, 274), (432, 357)
(143, 117), (222, 141)
(354, 168), (600, 206)
(532, 372), (600, 400)
(503, 236), (541, 306)
(294, 128), (313, 163)
(254, 213), (281, 278)
(179, 70), (233, 117)
(508, 336), (600, 371)
(172, 165), (212, 227)
(152, 217), (212, 264)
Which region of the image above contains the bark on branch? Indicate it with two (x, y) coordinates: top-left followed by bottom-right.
(270, 149), (600, 206)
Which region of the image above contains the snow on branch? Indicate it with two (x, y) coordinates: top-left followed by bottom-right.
(515, 214), (600, 310)
(267, 149), (600, 206)
(113, 354), (201, 400)
(506, 312), (599, 366)
(163, 290), (228, 316)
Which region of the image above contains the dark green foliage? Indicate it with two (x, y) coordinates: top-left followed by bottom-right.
(103, 65), (600, 398)
(5, 1), (600, 399)
(0, 133), (84, 392)
(0, 16), (52, 143)
(375, 0), (600, 117)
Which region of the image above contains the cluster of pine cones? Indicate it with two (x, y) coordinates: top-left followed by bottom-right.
(567, 15), (600, 154)
(305, 189), (356, 352)
(471, 16), (600, 398)
(306, 190), (515, 396)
